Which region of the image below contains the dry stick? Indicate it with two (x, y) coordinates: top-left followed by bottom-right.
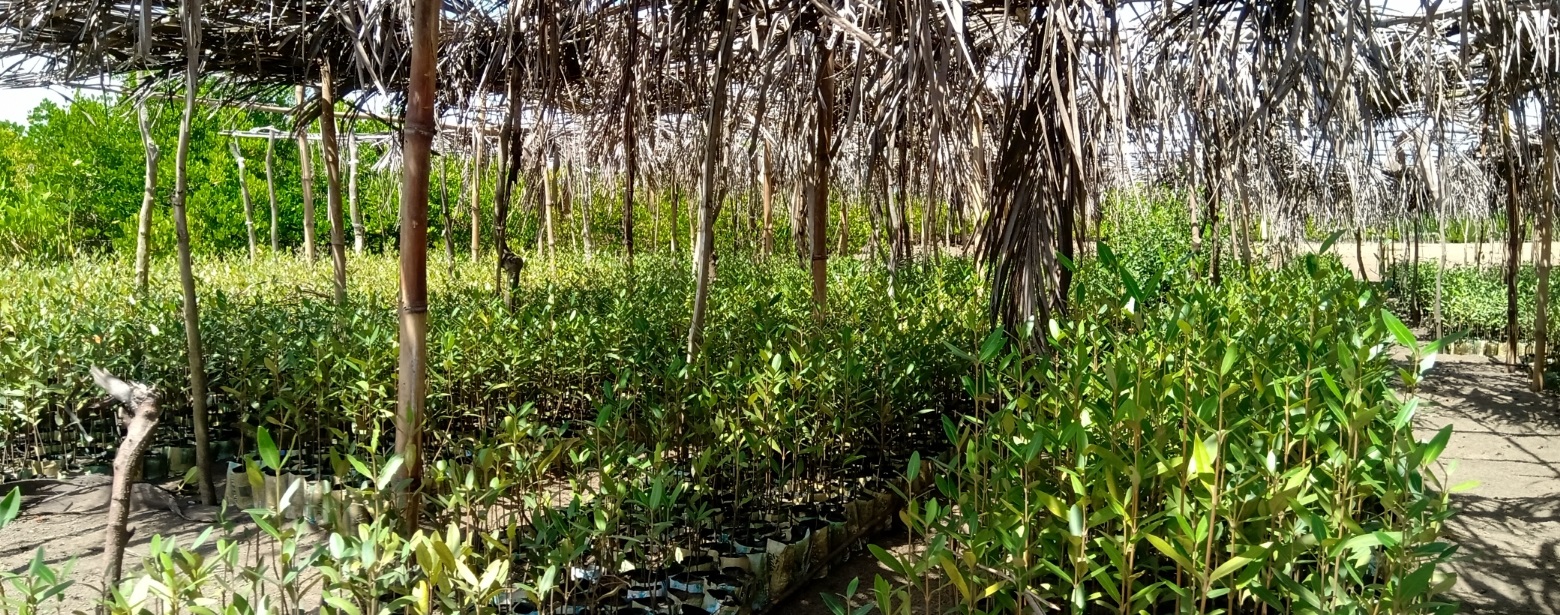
(133, 101), (159, 294)
(394, 0), (438, 536)
(173, 0), (215, 506)
(92, 367), (160, 597)
(320, 60), (348, 303)
(230, 139), (258, 260)
(297, 85), (317, 262)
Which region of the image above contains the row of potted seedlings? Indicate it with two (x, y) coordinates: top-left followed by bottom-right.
(491, 466), (931, 615)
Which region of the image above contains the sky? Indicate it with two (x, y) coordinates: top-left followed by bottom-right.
(0, 85), (67, 124)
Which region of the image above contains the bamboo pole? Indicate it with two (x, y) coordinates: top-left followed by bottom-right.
(394, 0), (438, 534)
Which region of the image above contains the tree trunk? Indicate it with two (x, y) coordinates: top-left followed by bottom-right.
(134, 102), (159, 293)
(319, 61), (348, 303)
(395, 0), (438, 534)
(810, 41), (833, 311)
(349, 132), (364, 254)
(230, 139), (257, 260)
(687, 0), (735, 361)
(173, 0), (215, 506)
(91, 368), (159, 597)
(297, 85), (317, 262)
(760, 141), (774, 256)
(265, 131), (279, 252)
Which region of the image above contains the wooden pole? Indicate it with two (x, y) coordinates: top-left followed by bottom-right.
(621, 6), (638, 267)
(1534, 132), (1555, 391)
(230, 139), (258, 260)
(761, 140), (774, 256)
(133, 101), (159, 293)
(265, 131), (279, 252)
(470, 121), (483, 260)
(687, 0), (736, 361)
(349, 131), (364, 254)
(319, 60), (348, 302)
(297, 85), (317, 262)
(173, 0), (215, 506)
(810, 40), (834, 311)
(395, 0), (438, 534)
(92, 368), (160, 596)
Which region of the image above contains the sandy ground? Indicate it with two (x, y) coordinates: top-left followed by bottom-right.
(4, 353), (1555, 614)
(1415, 353), (1560, 615)
(1309, 240), (1543, 281)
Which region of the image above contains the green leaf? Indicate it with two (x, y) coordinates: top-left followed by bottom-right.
(256, 426), (280, 471)
(1220, 345), (1240, 377)
(0, 487), (20, 529)
(324, 595), (362, 615)
(1145, 534), (1195, 572)
(938, 555), (972, 604)
(1317, 229), (1346, 255)
(377, 455), (405, 491)
(1210, 543), (1271, 582)
(869, 544), (909, 577)
(1420, 425), (1453, 467)
(978, 330), (1006, 363)
(1381, 310), (1417, 350)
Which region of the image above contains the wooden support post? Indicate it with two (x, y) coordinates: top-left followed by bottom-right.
(92, 367), (161, 597)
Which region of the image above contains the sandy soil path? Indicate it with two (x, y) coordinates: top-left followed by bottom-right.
(1416, 353), (1560, 615)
